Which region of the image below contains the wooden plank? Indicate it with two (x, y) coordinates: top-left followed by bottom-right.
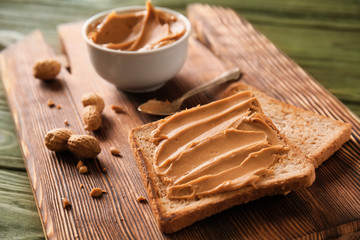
(1, 5), (360, 239)
(187, 4), (360, 238)
(1, 0), (358, 115)
(1, 1), (359, 239)
(0, 45), (44, 238)
(187, 4), (360, 127)
(0, 169), (44, 239)
(0, 24), (231, 238)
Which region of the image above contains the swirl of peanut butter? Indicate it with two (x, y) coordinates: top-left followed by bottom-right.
(88, 1), (185, 51)
(152, 91), (288, 199)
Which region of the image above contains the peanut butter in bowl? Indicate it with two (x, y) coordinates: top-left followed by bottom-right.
(88, 1), (186, 52)
(82, 1), (191, 92)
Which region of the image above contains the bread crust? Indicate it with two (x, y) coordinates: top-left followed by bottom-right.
(222, 83), (352, 168)
(129, 112), (315, 233)
(129, 84), (352, 233)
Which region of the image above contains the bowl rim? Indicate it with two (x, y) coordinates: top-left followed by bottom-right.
(82, 5), (191, 55)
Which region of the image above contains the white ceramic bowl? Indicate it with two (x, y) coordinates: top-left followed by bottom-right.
(82, 6), (191, 93)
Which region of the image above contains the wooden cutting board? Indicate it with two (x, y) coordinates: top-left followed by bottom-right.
(1, 4), (359, 239)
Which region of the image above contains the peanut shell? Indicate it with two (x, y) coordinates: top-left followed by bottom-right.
(45, 128), (75, 152)
(33, 59), (61, 80)
(82, 105), (102, 131)
(67, 135), (101, 159)
(81, 92), (105, 113)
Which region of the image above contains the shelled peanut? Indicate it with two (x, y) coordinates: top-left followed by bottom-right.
(81, 93), (105, 131)
(44, 128), (101, 159)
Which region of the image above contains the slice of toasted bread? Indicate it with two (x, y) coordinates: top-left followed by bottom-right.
(222, 83), (352, 168)
(129, 92), (315, 233)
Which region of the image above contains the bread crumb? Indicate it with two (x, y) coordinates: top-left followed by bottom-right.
(102, 167), (107, 173)
(62, 198), (71, 209)
(79, 166), (88, 174)
(110, 147), (122, 156)
(90, 188), (107, 198)
(137, 196), (147, 203)
(80, 184), (84, 189)
(57, 105), (62, 109)
(64, 120), (69, 126)
(47, 99), (55, 107)
(76, 160), (84, 170)
(74, 234), (79, 239)
(111, 104), (125, 113)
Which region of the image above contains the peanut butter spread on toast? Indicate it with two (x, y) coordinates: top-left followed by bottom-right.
(152, 91), (289, 199)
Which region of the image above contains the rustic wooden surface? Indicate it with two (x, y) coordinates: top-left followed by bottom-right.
(188, 4), (360, 136)
(0, 25), (231, 239)
(0, 0), (359, 239)
(2, 5), (360, 239)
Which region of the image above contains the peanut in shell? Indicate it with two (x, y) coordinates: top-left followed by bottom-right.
(81, 92), (105, 113)
(82, 105), (102, 131)
(33, 59), (61, 80)
(67, 135), (101, 159)
(45, 128), (75, 152)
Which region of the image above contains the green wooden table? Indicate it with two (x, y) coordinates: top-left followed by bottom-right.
(0, 0), (359, 239)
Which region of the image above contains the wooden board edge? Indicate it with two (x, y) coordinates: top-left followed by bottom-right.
(0, 33), (49, 239)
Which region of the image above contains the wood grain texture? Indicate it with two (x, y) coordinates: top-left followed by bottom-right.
(187, 3), (360, 238)
(1, 3), (360, 240)
(0, 34), (45, 240)
(187, 4), (360, 145)
(1, 0), (358, 114)
(0, 170), (44, 240)
(0, 24), (230, 239)
(0, 1), (359, 239)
